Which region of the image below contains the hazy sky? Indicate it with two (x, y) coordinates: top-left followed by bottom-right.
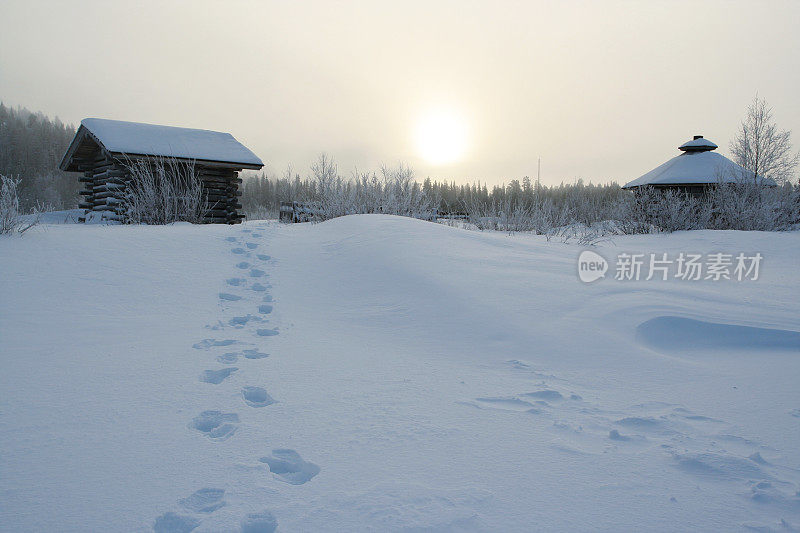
(1, 0), (798, 186)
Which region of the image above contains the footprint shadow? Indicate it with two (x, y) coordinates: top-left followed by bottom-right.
(259, 449), (319, 485)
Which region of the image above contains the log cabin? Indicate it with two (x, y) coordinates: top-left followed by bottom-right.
(59, 118), (263, 223)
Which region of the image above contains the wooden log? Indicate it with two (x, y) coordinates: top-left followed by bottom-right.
(201, 185), (235, 192)
(93, 197), (122, 206)
(93, 191), (122, 200)
(93, 184), (125, 193)
(204, 193), (236, 201)
(200, 178), (239, 187)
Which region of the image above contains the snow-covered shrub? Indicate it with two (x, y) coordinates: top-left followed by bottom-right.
(465, 196), (558, 234)
(610, 183), (799, 234)
(1, 174), (21, 234)
(298, 155), (436, 222)
(614, 187), (712, 234)
(463, 180), (626, 235)
(244, 203), (278, 221)
(546, 223), (609, 246)
(121, 158), (210, 224)
(708, 181), (800, 231)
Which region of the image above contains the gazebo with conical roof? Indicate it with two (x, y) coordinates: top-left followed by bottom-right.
(622, 135), (774, 195)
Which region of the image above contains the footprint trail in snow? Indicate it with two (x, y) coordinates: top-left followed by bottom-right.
(155, 223), (309, 529)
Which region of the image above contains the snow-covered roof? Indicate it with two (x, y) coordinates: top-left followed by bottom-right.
(678, 137), (718, 152)
(623, 136), (773, 189)
(62, 118), (263, 169)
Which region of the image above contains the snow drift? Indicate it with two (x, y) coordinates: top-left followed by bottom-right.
(1, 215), (799, 531)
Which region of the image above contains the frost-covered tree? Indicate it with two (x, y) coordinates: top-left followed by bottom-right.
(730, 96), (799, 185)
(1, 174), (21, 234)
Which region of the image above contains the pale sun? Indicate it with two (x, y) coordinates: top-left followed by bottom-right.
(414, 109), (469, 165)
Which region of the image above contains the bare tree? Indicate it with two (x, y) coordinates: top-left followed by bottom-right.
(1, 174), (21, 234)
(730, 96), (799, 185)
(0, 174), (39, 234)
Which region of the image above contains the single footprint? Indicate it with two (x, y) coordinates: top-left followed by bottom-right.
(256, 328), (278, 337)
(246, 242), (259, 249)
(258, 305), (273, 315)
(256, 254), (271, 261)
(749, 452), (769, 465)
(193, 339), (237, 350)
(251, 233), (262, 238)
(236, 262), (251, 269)
(242, 229), (252, 233)
(219, 293), (242, 302)
(243, 386), (276, 408)
(241, 510), (277, 533)
(250, 269), (266, 278)
(225, 236), (238, 242)
(231, 248), (246, 255)
(153, 512), (200, 533)
(474, 397), (535, 411)
(217, 353), (238, 364)
(524, 390), (564, 401)
(190, 411), (239, 441)
(609, 429), (632, 441)
(251, 283), (268, 292)
(200, 368), (238, 384)
(227, 278), (247, 287)
(615, 417), (670, 433)
(179, 488), (226, 513)
(262, 295), (273, 302)
(230, 315), (260, 326)
(243, 349), (269, 360)
(259, 449), (320, 485)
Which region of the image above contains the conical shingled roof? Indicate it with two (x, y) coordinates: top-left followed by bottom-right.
(622, 135), (773, 189)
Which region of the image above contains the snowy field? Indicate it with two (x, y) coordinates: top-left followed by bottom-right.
(1, 214), (799, 532)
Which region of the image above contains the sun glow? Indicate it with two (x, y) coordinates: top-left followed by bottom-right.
(414, 108), (469, 165)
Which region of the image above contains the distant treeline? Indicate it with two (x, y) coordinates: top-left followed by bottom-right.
(242, 165), (626, 220)
(243, 155), (799, 234)
(0, 103), (78, 211)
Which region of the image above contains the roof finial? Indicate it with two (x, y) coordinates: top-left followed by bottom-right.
(679, 136), (717, 152)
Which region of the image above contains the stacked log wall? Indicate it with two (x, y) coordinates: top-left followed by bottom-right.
(77, 154), (127, 222)
(196, 166), (243, 224)
(78, 156), (244, 224)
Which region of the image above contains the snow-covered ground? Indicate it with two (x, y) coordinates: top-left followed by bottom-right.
(1, 215), (799, 532)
